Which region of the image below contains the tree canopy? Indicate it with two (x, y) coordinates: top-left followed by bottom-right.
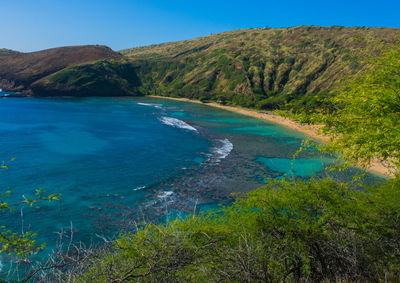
(319, 46), (400, 174)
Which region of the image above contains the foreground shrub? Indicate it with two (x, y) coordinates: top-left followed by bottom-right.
(74, 178), (400, 282)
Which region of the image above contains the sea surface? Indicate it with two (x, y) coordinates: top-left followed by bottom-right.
(0, 97), (381, 266)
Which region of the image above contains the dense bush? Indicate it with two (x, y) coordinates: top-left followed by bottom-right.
(75, 178), (400, 282)
(319, 46), (400, 170)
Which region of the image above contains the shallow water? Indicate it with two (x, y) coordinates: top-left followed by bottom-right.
(0, 97), (381, 265)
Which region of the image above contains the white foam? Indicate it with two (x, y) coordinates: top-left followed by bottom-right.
(158, 117), (198, 132)
(137, 102), (163, 109)
(210, 138), (233, 163)
(133, 185), (146, 191)
(158, 191), (173, 199)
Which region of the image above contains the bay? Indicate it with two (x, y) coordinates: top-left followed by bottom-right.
(0, 96), (381, 264)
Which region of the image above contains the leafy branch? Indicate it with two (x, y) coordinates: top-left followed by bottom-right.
(0, 160), (61, 257)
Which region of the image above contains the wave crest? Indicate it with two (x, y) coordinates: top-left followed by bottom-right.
(158, 191), (174, 199)
(210, 138), (233, 163)
(137, 102), (163, 109)
(158, 117), (198, 132)
(133, 185), (146, 191)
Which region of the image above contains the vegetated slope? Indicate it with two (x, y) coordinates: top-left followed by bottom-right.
(0, 48), (20, 55)
(0, 45), (142, 96)
(3, 26), (399, 100)
(31, 59), (143, 97)
(122, 26), (400, 110)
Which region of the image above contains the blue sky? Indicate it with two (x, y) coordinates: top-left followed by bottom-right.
(1, 0), (399, 52)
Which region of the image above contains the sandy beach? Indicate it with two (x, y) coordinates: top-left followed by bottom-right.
(150, 95), (394, 178)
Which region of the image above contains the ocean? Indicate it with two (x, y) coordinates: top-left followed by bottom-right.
(0, 96), (381, 266)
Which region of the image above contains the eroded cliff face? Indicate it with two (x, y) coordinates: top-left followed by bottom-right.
(122, 26), (400, 109)
(0, 78), (25, 93)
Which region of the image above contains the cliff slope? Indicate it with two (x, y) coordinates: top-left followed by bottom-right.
(2, 26), (400, 101)
(0, 45), (141, 96)
(123, 26), (400, 109)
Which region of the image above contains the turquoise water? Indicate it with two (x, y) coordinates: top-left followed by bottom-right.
(256, 157), (335, 177)
(0, 97), (380, 266)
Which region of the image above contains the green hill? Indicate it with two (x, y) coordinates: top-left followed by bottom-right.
(0, 48), (20, 55)
(0, 45), (141, 96)
(122, 26), (400, 110)
(2, 26), (400, 106)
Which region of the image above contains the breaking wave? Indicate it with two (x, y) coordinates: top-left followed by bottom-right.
(158, 117), (198, 132)
(137, 102), (163, 109)
(158, 191), (174, 199)
(133, 185), (146, 191)
(210, 138), (233, 163)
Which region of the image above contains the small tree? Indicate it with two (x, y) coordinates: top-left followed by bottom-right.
(1, 160), (60, 257)
(320, 46), (400, 174)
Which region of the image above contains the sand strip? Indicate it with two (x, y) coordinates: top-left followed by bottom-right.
(150, 95), (394, 178)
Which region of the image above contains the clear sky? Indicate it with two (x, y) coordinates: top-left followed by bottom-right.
(1, 0), (399, 52)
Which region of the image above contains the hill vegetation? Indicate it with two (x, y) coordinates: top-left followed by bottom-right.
(0, 45), (132, 95)
(123, 26), (400, 110)
(2, 26), (400, 107)
(31, 59), (143, 97)
(0, 48), (20, 55)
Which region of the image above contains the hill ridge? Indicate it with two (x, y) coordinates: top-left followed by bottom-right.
(0, 45), (126, 95)
(120, 25), (400, 110)
(1, 26), (400, 104)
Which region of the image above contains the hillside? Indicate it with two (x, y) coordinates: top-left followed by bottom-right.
(0, 45), (141, 96)
(2, 26), (400, 102)
(123, 26), (400, 110)
(0, 48), (20, 55)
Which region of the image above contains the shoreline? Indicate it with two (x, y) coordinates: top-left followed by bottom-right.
(150, 95), (394, 179)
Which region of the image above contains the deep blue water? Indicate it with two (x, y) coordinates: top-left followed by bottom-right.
(0, 97), (381, 267)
